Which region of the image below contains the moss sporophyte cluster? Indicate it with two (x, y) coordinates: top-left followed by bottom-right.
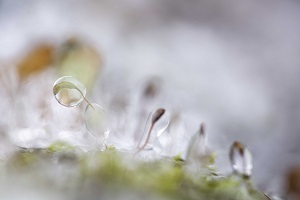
(49, 75), (272, 199)
(0, 76), (271, 199)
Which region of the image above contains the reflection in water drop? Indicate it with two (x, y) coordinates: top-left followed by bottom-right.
(85, 103), (110, 149)
(53, 76), (87, 107)
(229, 141), (253, 178)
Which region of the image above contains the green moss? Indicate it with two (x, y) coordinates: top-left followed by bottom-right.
(208, 152), (216, 166)
(77, 151), (268, 200)
(47, 141), (75, 153)
(3, 148), (269, 200)
(9, 152), (39, 167)
(172, 154), (185, 162)
(106, 145), (116, 151)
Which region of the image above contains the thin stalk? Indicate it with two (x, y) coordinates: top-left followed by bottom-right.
(82, 94), (93, 109)
(135, 123), (155, 155)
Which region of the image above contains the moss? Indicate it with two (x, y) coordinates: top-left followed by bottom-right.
(106, 145), (116, 151)
(47, 141), (75, 153)
(9, 152), (39, 167)
(172, 154), (185, 163)
(2, 148), (269, 200)
(77, 151), (267, 200)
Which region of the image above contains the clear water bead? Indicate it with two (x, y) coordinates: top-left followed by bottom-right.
(53, 76), (87, 107)
(185, 124), (213, 169)
(154, 117), (185, 157)
(186, 132), (207, 160)
(85, 103), (110, 148)
(137, 109), (169, 151)
(230, 142), (253, 178)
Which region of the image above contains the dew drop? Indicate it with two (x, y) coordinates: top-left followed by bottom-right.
(186, 123), (210, 167)
(186, 133), (206, 159)
(229, 141), (253, 178)
(85, 103), (110, 148)
(53, 76), (87, 107)
(154, 114), (185, 157)
(137, 108), (169, 151)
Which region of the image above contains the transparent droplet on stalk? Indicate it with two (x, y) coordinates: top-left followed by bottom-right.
(186, 123), (210, 166)
(229, 141), (253, 178)
(154, 114), (185, 157)
(153, 128), (172, 155)
(137, 108), (169, 151)
(85, 103), (110, 149)
(53, 76), (87, 107)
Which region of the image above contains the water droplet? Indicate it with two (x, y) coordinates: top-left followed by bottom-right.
(154, 128), (172, 154)
(137, 109), (169, 151)
(186, 123), (210, 166)
(187, 133), (206, 159)
(230, 141), (253, 178)
(153, 113), (185, 157)
(53, 76), (87, 107)
(85, 103), (110, 148)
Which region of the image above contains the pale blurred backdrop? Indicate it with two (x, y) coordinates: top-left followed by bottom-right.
(0, 0), (300, 196)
